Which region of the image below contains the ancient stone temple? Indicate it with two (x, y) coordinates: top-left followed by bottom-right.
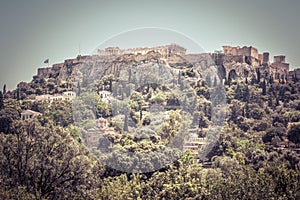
(98, 43), (186, 57)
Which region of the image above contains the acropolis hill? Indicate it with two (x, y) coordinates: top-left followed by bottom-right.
(34, 44), (300, 85)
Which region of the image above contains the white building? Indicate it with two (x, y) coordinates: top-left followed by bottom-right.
(35, 94), (52, 101)
(21, 109), (42, 120)
(35, 91), (76, 103)
(99, 90), (111, 103)
(62, 91), (76, 101)
(183, 137), (206, 160)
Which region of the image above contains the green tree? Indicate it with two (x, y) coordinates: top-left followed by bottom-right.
(95, 98), (111, 118)
(0, 107), (20, 133)
(46, 100), (73, 127)
(129, 91), (144, 111)
(262, 127), (286, 143)
(162, 110), (182, 140)
(287, 123), (300, 144)
(0, 119), (103, 199)
(198, 111), (209, 128)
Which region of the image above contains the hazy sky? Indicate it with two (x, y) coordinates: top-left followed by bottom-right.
(1, 0), (300, 90)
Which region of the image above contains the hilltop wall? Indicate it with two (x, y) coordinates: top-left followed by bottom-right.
(288, 68), (300, 81)
(223, 45), (259, 59)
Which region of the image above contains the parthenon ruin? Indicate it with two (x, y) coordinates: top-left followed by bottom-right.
(98, 43), (186, 57)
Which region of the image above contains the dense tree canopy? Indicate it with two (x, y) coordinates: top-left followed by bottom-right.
(1, 64), (300, 199)
(0, 119), (103, 199)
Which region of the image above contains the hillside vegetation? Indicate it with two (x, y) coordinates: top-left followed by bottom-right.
(0, 51), (300, 199)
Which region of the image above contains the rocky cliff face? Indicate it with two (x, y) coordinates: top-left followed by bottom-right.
(35, 52), (193, 86)
(34, 50), (282, 89)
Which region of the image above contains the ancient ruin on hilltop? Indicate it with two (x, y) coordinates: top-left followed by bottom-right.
(98, 43), (186, 57)
(33, 43), (300, 84)
(211, 45), (291, 81)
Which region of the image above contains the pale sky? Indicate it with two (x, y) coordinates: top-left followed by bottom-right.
(1, 0), (300, 90)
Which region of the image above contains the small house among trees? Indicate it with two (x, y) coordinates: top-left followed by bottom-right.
(21, 109), (42, 120)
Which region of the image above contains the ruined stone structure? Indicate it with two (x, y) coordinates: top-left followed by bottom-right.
(36, 55), (94, 78)
(98, 43), (186, 57)
(288, 68), (300, 81)
(83, 118), (117, 150)
(271, 55), (289, 80)
(37, 67), (52, 77)
(274, 55), (286, 63)
(262, 52), (270, 65)
(33, 43), (295, 86)
(210, 53), (246, 65)
(222, 46), (272, 67)
(221, 45), (263, 66)
(223, 45), (259, 59)
(258, 54), (263, 63)
(217, 45), (292, 81)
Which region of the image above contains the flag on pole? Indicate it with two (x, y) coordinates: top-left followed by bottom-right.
(44, 59), (49, 64)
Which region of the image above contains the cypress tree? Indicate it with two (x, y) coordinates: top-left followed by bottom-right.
(124, 112), (129, 132)
(281, 76), (285, 84)
(0, 91), (4, 110)
(205, 75), (211, 87)
(269, 75), (274, 84)
(77, 82), (81, 96)
(128, 69), (132, 82)
(3, 84), (6, 95)
(139, 109), (143, 121)
(213, 76), (218, 87)
(178, 72), (181, 85)
(109, 79), (113, 92)
(262, 79), (267, 95)
(17, 88), (20, 100)
(256, 68), (261, 83)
